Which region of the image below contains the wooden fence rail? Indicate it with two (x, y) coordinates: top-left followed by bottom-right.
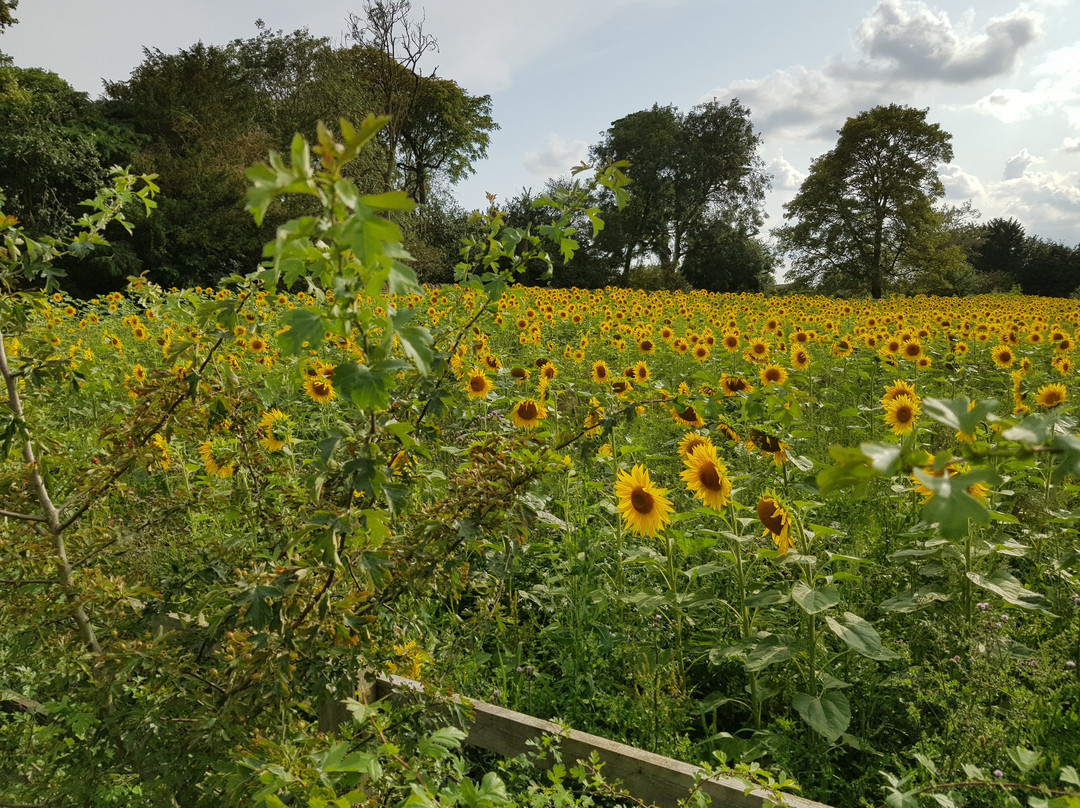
(373, 674), (833, 808)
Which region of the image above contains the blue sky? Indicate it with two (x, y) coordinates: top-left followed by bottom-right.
(4, 0), (1079, 253)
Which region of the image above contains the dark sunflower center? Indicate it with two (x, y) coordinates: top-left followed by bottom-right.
(765, 368), (781, 382)
(698, 464), (722, 491)
(680, 406), (699, 422)
(518, 401), (538, 420)
(895, 405), (914, 422)
(757, 498), (785, 535)
(729, 378), (746, 391)
(469, 376), (486, 391)
(313, 381), (330, 396)
(640, 340), (653, 352)
(596, 366), (608, 378)
(630, 487), (654, 514)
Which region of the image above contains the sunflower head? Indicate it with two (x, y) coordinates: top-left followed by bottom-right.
(511, 398), (547, 429)
(464, 367), (493, 399)
(883, 393), (921, 435)
(680, 443), (731, 511)
(756, 491), (794, 554)
(1036, 383), (1067, 409)
(615, 464), (674, 537)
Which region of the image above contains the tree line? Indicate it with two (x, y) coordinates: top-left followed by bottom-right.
(1, 0), (1077, 298)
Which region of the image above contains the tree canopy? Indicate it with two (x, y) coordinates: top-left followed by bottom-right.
(776, 104), (955, 298)
(589, 99), (770, 286)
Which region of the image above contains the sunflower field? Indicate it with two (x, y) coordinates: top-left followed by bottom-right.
(2, 121), (1080, 808)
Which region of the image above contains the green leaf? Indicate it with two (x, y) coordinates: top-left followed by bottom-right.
(333, 363), (390, 411)
(1007, 746), (1044, 773)
(817, 444), (877, 494)
(861, 442), (902, 475)
(916, 466), (999, 538)
(418, 726), (466, 760)
(742, 634), (794, 672)
(360, 190), (417, 212)
(792, 581), (841, 614)
(793, 690), (850, 742)
(967, 570), (1054, 615)
(825, 612), (899, 661)
(391, 309), (433, 375)
(922, 396), (997, 434)
(277, 308), (326, 355)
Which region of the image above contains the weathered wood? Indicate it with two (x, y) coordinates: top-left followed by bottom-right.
(376, 674), (831, 808)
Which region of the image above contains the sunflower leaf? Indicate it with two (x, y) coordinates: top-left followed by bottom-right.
(792, 581), (841, 614)
(793, 690), (850, 742)
(825, 612), (899, 661)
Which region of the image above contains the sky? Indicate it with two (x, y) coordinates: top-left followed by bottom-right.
(4, 0), (1079, 255)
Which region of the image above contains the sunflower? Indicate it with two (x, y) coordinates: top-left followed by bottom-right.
(790, 347), (811, 371)
(150, 433), (171, 471)
(677, 432), (713, 460)
(883, 394), (921, 435)
(248, 336), (268, 353)
(721, 332), (740, 353)
(634, 360), (650, 382)
(745, 339), (770, 363)
(198, 440), (235, 478)
(692, 344), (710, 361)
(1035, 383), (1066, 409)
(132, 363), (147, 383)
(511, 398), (547, 429)
(912, 457), (989, 504)
(757, 492), (794, 554)
(510, 366), (530, 383)
(304, 377), (336, 404)
(464, 367), (493, 399)
(720, 374), (754, 396)
(900, 339), (924, 362)
(258, 409), (291, 452)
(680, 443), (732, 511)
(615, 464), (674, 537)
(882, 379), (917, 405)
(611, 380), (632, 397)
(759, 363), (788, 386)
(638, 338), (656, 354)
(591, 360), (611, 384)
(991, 344), (1015, 368)
(672, 402), (706, 428)
(584, 398), (605, 436)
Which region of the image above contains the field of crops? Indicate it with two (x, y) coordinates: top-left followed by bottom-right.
(4, 278), (1080, 807)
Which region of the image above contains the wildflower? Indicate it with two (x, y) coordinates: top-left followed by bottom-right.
(759, 363), (788, 386)
(591, 360), (611, 384)
(198, 441), (235, 478)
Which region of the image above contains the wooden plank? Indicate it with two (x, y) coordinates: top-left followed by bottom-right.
(375, 674), (831, 808)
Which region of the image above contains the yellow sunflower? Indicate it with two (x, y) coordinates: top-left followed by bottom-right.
(883, 394), (921, 435)
(464, 367), (493, 399)
(150, 433), (171, 471)
(757, 492), (794, 554)
(511, 398), (547, 429)
(259, 409), (291, 452)
(677, 432), (713, 460)
(882, 379), (917, 406)
(1035, 383), (1066, 409)
(680, 443), (732, 511)
(198, 440), (235, 478)
(304, 376), (336, 404)
(615, 464), (674, 537)
(991, 344), (1015, 368)
(672, 402), (706, 429)
(720, 374), (754, 397)
(759, 363), (788, 386)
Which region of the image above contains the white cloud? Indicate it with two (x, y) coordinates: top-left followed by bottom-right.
(990, 169), (1080, 230)
(706, 0), (1042, 145)
(940, 163), (986, 198)
(970, 44), (1080, 125)
(769, 155), (807, 190)
(523, 134), (589, 178)
(1003, 148), (1044, 179)
(1062, 137), (1080, 153)
(853, 0), (1039, 83)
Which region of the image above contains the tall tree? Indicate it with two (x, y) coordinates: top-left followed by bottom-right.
(348, 0), (438, 192)
(0, 0), (16, 32)
(0, 65), (139, 236)
(972, 217), (1026, 287)
(776, 104), (954, 299)
(590, 99), (768, 283)
(680, 221), (775, 293)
